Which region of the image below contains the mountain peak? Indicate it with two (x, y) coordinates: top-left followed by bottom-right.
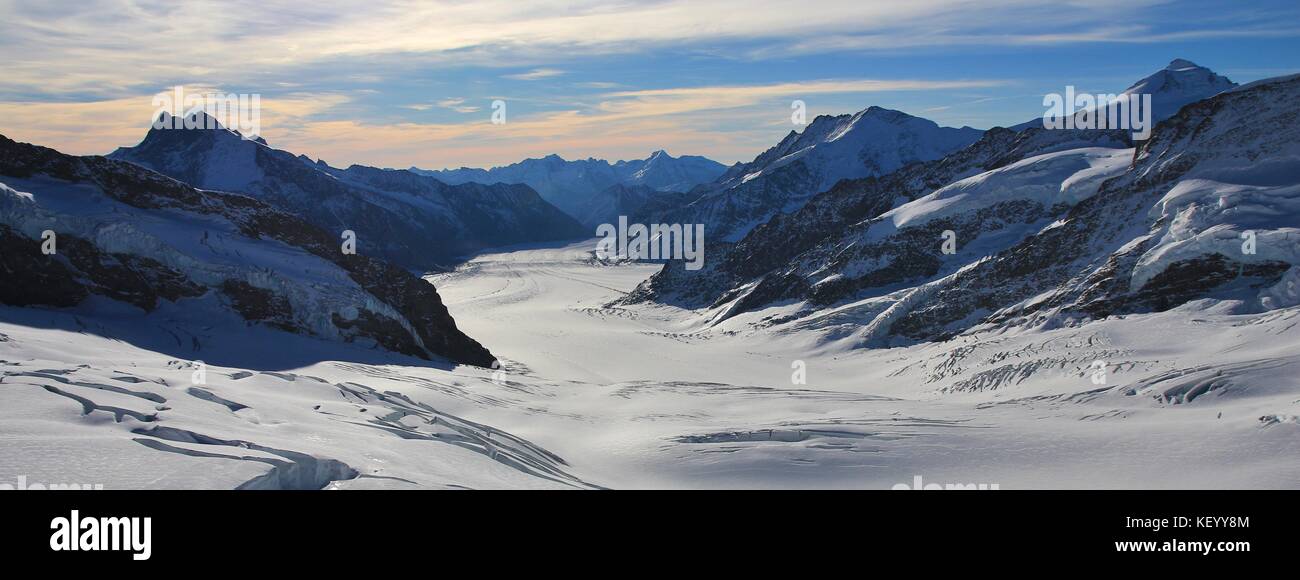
(1127, 59), (1234, 92)
(859, 105), (917, 124)
(1012, 58), (1237, 132)
(155, 109), (227, 131)
(1114, 59), (1237, 122)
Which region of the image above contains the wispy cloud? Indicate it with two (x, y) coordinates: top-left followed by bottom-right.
(5, 0), (1283, 98)
(435, 98), (482, 113)
(0, 87), (350, 156)
(266, 77), (1008, 167)
(1, 0), (1297, 168)
(597, 78), (1007, 119)
(503, 68), (565, 81)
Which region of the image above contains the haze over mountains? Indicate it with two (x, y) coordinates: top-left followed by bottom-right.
(414, 150), (726, 228)
(416, 105), (986, 241)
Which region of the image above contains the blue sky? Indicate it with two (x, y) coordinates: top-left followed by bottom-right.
(1, 0), (1298, 169)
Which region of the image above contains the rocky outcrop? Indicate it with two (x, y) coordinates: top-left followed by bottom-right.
(0, 134), (496, 367)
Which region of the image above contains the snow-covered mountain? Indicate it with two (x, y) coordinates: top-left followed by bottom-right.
(1, 66), (1296, 492)
(0, 133), (496, 367)
(647, 106), (984, 241)
(413, 150), (726, 228)
(109, 113), (586, 272)
(623, 149), (729, 191)
(627, 71), (1300, 350)
(569, 183), (695, 230)
(1124, 58), (1237, 121)
(1013, 58), (1238, 131)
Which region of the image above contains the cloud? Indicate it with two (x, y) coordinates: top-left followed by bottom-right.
(503, 68), (565, 81)
(259, 76), (1008, 168)
(0, 74), (1001, 167)
(5, 0), (1287, 97)
(595, 78), (1007, 120)
(3, 0), (1296, 168)
(435, 98), (482, 113)
(0, 86), (350, 155)
(271, 111), (753, 170)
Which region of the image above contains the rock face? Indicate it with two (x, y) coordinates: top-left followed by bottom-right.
(626, 71), (1300, 349)
(109, 113), (585, 272)
(414, 150), (726, 228)
(0, 134), (496, 367)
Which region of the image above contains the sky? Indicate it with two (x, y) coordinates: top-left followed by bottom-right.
(1, 0), (1299, 170)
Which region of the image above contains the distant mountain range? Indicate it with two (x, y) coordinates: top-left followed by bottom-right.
(626, 61), (1300, 350)
(109, 113), (586, 272)
(413, 150), (726, 228)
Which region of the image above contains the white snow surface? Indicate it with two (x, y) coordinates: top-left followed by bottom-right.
(1132, 178), (1300, 292)
(3, 240), (1298, 489)
(738, 107), (982, 194)
(0, 176), (420, 348)
(879, 147), (1133, 235)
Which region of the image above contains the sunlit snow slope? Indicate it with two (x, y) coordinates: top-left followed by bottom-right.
(2, 240), (1299, 488)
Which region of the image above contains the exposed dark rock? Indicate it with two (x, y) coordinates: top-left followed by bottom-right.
(63, 236), (205, 310)
(0, 225), (87, 307)
(219, 280), (295, 331)
(0, 224), (203, 311)
(0, 134), (496, 367)
(332, 310), (425, 359)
